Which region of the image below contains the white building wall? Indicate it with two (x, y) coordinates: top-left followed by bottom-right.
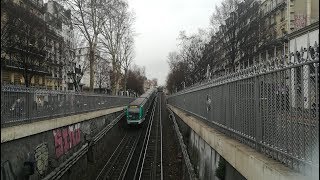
(289, 29), (319, 53)
(75, 47), (111, 91)
(289, 28), (319, 108)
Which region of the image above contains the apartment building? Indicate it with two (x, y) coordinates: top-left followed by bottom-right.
(211, 0), (261, 74)
(259, 0), (318, 62)
(1, 0), (76, 91)
(210, 0), (319, 75)
(74, 47), (111, 93)
(1, 0), (50, 87)
(44, 0), (75, 91)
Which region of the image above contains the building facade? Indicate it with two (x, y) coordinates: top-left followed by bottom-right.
(259, 0), (319, 64)
(1, 0), (75, 91)
(1, 0), (50, 87)
(210, 0), (319, 75)
(44, 0), (75, 91)
(74, 47), (111, 93)
(211, 0), (261, 75)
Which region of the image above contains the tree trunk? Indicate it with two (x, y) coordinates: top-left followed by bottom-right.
(124, 69), (128, 91)
(115, 70), (120, 94)
(111, 57), (121, 96)
(89, 48), (95, 92)
(111, 60), (117, 95)
(25, 76), (30, 87)
(24, 70), (32, 88)
(99, 73), (102, 93)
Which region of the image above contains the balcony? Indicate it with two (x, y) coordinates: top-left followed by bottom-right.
(1, 59), (50, 75)
(263, 0), (286, 17)
(25, 0), (45, 13)
(6, 44), (47, 58)
(1, 59), (24, 70)
(75, 67), (83, 74)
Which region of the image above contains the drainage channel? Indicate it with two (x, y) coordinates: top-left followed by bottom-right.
(167, 107), (197, 180)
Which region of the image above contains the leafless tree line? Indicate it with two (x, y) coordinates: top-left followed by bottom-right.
(58, 0), (136, 94)
(166, 29), (210, 93)
(166, 0), (264, 94)
(1, 0), (137, 94)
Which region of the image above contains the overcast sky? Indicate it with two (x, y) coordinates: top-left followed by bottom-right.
(128, 0), (222, 85)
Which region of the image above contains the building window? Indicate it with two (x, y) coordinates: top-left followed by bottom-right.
(20, 76), (25, 84)
(10, 73), (14, 83)
(271, 15), (274, 25)
(281, 9), (285, 21)
(31, 76), (35, 84)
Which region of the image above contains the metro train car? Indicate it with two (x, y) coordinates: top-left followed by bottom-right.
(126, 88), (156, 125)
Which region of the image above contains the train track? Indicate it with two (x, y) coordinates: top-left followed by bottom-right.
(95, 130), (140, 180)
(96, 96), (158, 180)
(134, 94), (163, 180)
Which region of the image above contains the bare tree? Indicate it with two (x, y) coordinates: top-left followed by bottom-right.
(120, 31), (135, 92)
(99, 0), (135, 95)
(95, 56), (111, 93)
(176, 30), (209, 85)
(210, 0), (262, 72)
(210, 0), (240, 33)
(1, 0), (51, 87)
(126, 64), (145, 95)
(64, 32), (89, 92)
(166, 51), (189, 93)
(60, 0), (106, 92)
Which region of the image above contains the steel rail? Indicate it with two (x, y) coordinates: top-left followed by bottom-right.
(160, 94), (163, 180)
(138, 94), (163, 180)
(133, 97), (158, 180)
(138, 97), (157, 180)
(119, 130), (143, 180)
(95, 133), (128, 180)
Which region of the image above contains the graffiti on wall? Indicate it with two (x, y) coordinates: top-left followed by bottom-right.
(34, 143), (49, 175)
(294, 14), (307, 30)
(53, 123), (81, 158)
(1, 161), (16, 180)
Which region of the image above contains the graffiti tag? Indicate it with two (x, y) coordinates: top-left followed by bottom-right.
(53, 123), (81, 158)
(294, 14), (306, 30)
(34, 143), (49, 175)
(1, 161), (16, 180)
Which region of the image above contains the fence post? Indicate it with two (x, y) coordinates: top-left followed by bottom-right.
(254, 76), (262, 149)
(64, 92), (66, 116)
(27, 88), (32, 121)
(225, 84), (231, 132)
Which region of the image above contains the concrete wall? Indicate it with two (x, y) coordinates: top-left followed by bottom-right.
(169, 105), (311, 180)
(174, 112), (245, 180)
(1, 108), (123, 180)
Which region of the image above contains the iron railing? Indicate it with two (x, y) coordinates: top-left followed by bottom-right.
(167, 44), (319, 174)
(1, 85), (135, 125)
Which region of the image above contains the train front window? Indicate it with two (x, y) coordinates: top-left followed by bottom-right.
(128, 113), (140, 120)
(128, 107), (140, 120)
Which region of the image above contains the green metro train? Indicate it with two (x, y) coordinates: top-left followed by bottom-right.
(126, 88), (157, 125)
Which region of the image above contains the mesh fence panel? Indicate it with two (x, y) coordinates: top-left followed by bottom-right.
(1, 86), (135, 125)
(167, 48), (319, 173)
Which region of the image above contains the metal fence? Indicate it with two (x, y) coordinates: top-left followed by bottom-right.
(1, 85), (135, 125)
(167, 44), (319, 174)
